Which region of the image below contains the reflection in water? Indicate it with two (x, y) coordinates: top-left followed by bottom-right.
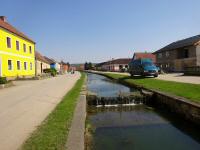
(87, 73), (134, 97)
(87, 73), (200, 150)
(88, 106), (200, 150)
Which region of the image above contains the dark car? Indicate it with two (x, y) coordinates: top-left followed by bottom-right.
(129, 58), (158, 77)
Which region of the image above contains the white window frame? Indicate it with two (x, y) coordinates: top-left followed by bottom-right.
(8, 59), (13, 70)
(24, 62), (27, 70)
(29, 46), (32, 54)
(7, 37), (12, 48)
(17, 60), (21, 70)
(30, 62), (32, 70)
(16, 40), (20, 51)
(23, 44), (27, 53)
(166, 51), (169, 57)
(158, 53), (162, 58)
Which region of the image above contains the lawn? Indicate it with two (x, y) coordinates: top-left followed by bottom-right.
(21, 72), (86, 150)
(103, 73), (200, 103)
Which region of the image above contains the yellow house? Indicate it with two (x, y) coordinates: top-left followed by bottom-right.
(0, 16), (35, 79)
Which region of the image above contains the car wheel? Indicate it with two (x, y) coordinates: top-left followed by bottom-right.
(154, 74), (158, 77)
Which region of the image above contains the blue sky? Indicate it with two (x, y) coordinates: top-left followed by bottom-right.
(1, 0), (200, 63)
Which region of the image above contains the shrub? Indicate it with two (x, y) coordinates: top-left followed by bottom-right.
(43, 68), (57, 77)
(0, 77), (7, 84)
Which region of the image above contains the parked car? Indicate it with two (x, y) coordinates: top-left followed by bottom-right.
(129, 58), (158, 77)
(156, 66), (161, 74)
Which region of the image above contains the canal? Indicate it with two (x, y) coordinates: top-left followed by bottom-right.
(86, 73), (200, 150)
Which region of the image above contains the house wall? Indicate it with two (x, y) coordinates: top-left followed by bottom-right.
(196, 45), (200, 66)
(0, 28), (35, 78)
(156, 45), (197, 72)
(50, 63), (60, 72)
(35, 60), (50, 75)
(101, 64), (128, 72)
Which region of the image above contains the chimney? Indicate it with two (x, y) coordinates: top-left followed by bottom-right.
(0, 16), (6, 22)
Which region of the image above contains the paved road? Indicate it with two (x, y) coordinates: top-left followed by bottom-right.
(0, 72), (80, 150)
(156, 73), (200, 84)
(90, 71), (200, 84)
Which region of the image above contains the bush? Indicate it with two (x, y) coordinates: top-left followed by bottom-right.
(0, 77), (7, 84)
(43, 68), (57, 77)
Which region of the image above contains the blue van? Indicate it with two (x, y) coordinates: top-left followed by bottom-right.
(129, 58), (158, 77)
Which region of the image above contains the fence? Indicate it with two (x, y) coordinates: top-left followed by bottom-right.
(184, 66), (200, 75)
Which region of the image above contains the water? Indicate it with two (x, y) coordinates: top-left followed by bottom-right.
(86, 73), (200, 150)
(87, 73), (134, 97)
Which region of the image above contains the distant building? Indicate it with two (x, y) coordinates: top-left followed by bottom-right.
(133, 52), (156, 63)
(96, 58), (131, 72)
(35, 51), (50, 75)
(44, 56), (61, 73)
(154, 35), (200, 72)
(0, 16), (35, 79)
(60, 61), (69, 74)
(70, 64), (84, 71)
(95, 62), (107, 71)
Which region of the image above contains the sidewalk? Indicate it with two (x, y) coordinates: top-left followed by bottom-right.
(0, 72), (80, 150)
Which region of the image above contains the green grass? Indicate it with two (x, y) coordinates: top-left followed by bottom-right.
(21, 72), (86, 150)
(103, 73), (200, 103)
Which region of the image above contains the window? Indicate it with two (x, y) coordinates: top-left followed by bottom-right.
(158, 53), (162, 58)
(24, 62), (27, 70)
(8, 60), (12, 70)
(29, 46), (32, 54)
(7, 37), (11, 48)
(184, 49), (189, 58)
(23, 44), (26, 52)
(17, 61), (20, 70)
(166, 51), (169, 57)
(16, 41), (20, 50)
(30, 62), (32, 70)
(177, 49), (189, 59)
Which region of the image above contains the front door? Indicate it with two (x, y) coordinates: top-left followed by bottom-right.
(41, 63), (43, 74)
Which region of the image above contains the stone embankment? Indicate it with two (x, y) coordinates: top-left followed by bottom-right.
(86, 71), (200, 126)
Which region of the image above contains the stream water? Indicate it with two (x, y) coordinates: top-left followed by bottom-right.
(86, 73), (200, 150)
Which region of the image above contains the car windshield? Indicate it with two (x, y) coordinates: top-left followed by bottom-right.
(143, 62), (153, 66)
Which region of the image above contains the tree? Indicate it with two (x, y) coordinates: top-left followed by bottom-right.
(84, 62), (88, 70)
(84, 62), (93, 70)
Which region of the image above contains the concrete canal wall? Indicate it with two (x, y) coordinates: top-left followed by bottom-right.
(66, 76), (87, 150)
(86, 71), (200, 125)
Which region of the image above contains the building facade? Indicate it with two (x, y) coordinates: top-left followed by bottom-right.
(60, 61), (69, 74)
(35, 51), (50, 75)
(97, 58), (131, 72)
(44, 56), (61, 73)
(0, 16), (35, 79)
(154, 35), (200, 72)
(133, 52), (156, 63)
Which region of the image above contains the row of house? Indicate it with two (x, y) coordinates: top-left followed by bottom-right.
(154, 35), (200, 72)
(95, 53), (155, 72)
(0, 16), (69, 79)
(96, 34), (200, 74)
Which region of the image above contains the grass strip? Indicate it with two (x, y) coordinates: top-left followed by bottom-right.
(103, 73), (200, 103)
(21, 72), (85, 150)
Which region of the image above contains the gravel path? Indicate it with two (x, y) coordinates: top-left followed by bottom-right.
(156, 73), (200, 84)
(0, 72), (80, 150)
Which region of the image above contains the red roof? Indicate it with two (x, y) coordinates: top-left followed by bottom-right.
(35, 51), (50, 64)
(105, 58), (131, 65)
(133, 53), (156, 63)
(0, 16), (35, 43)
